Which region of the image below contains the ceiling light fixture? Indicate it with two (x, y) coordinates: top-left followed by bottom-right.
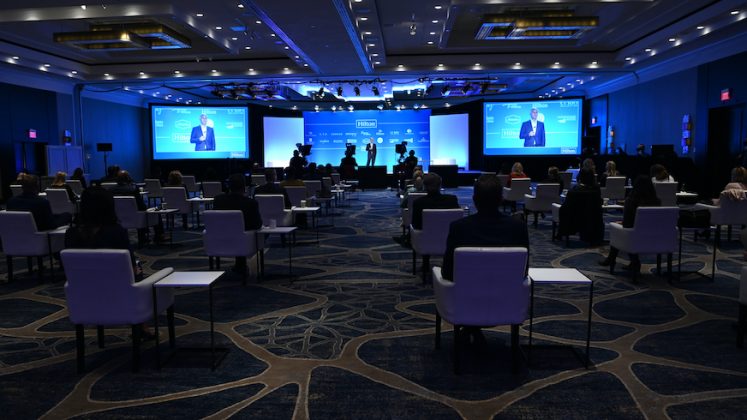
(196, 13), (203, 17)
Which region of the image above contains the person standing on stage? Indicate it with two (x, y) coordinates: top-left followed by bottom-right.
(366, 138), (377, 166)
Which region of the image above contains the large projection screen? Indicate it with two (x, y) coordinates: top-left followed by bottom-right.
(263, 117), (303, 167)
(430, 113), (469, 169)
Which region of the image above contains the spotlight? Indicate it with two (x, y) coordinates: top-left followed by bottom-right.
(480, 83), (489, 94)
(462, 83), (470, 94)
(441, 85), (449, 96)
(336, 86), (343, 96)
(425, 84), (433, 96)
(354, 86), (360, 96)
(371, 86), (379, 96)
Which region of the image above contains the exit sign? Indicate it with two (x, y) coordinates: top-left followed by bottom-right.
(721, 88), (731, 102)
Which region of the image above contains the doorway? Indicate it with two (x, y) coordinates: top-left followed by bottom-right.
(706, 105), (744, 197)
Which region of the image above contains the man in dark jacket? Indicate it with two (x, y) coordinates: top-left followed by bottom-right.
(213, 173), (262, 274)
(7, 174), (70, 230)
(411, 172), (459, 230)
(254, 169), (291, 208)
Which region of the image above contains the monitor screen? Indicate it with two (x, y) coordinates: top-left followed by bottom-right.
(303, 109), (431, 173)
(483, 99), (582, 155)
(151, 105), (249, 160)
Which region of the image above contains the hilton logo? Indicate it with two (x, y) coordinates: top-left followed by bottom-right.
(356, 119), (377, 128)
(504, 115), (521, 125)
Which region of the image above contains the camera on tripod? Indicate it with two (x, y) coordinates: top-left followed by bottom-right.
(296, 143), (313, 157)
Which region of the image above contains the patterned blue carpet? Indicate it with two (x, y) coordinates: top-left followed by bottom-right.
(1, 188), (746, 419)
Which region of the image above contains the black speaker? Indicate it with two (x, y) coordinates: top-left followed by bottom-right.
(96, 143), (112, 152)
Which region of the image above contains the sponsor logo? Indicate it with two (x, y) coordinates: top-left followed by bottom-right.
(356, 119), (377, 128)
(174, 120), (191, 130)
(504, 115), (521, 125)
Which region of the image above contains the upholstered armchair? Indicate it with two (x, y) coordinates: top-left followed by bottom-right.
(203, 210), (261, 283)
(162, 187), (194, 228)
(524, 183), (560, 227)
(410, 208), (463, 284)
(201, 181), (223, 198)
(601, 176), (626, 202)
(695, 191), (747, 279)
(502, 178), (531, 212)
(144, 179), (163, 207)
(45, 188), (76, 215)
(284, 186), (307, 207)
(255, 194), (294, 227)
(0, 211), (66, 282)
(61, 249), (175, 373)
(114, 196), (157, 246)
(653, 182), (678, 206)
(432, 247), (530, 373)
(400, 192), (427, 237)
(608, 206), (679, 282)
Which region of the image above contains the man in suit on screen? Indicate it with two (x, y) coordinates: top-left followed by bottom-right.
(190, 114), (216, 151)
(519, 108), (546, 147)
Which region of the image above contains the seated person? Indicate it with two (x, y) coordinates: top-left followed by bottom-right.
(7, 174), (71, 230)
(99, 165), (120, 184)
(599, 160), (621, 187)
(411, 173), (459, 230)
(599, 176), (661, 273)
(557, 167), (604, 245)
(214, 174), (263, 274)
(254, 169), (292, 208)
(71, 167), (88, 190)
(507, 162), (527, 187)
(401, 176), (424, 208)
(49, 171), (77, 201)
(111, 170), (166, 243)
(542, 166), (565, 195)
(724, 166), (747, 191)
(650, 164), (675, 183)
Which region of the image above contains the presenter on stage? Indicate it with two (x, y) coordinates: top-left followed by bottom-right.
(366, 138), (377, 166)
(190, 114), (216, 151)
(519, 108), (546, 147)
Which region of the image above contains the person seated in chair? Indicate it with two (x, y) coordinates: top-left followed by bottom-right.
(411, 172), (459, 230)
(599, 176), (660, 273)
(213, 174), (263, 274)
(557, 167), (604, 245)
(441, 174), (530, 345)
(111, 170), (166, 244)
(254, 169), (292, 208)
(7, 174), (71, 230)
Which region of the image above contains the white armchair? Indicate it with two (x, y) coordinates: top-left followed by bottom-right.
(608, 207), (679, 282)
(144, 179), (163, 207)
(182, 175), (200, 198)
(303, 180), (322, 200)
(114, 196), (157, 246)
(695, 191), (747, 279)
(502, 178), (531, 212)
(0, 211), (65, 282)
(401, 192), (427, 237)
(410, 209), (463, 284)
(255, 194), (294, 227)
(201, 181), (223, 198)
(162, 187), (194, 228)
(61, 249), (175, 373)
(65, 179), (84, 196)
(251, 174), (267, 187)
(432, 247), (529, 373)
(653, 182), (678, 206)
(524, 183), (560, 227)
(284, 186), (307, 207)
(203, 210), (261, 283)
(45, 188), (75, 215)
(601, 176), (626, 202)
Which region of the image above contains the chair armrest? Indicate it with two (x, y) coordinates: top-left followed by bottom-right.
(694, 203), (717, 210)
(524, 194), (535, 200)
(136, 267), (175, 288)
(608, 222), (625, 231)
(432, 267), (454, 290)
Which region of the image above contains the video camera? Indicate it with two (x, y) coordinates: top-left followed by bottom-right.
(296, 143), (313, 157)
(345, 143), (356, 155)
(395, 141), (407, 155)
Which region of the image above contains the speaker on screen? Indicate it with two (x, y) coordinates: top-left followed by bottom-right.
(96, 143), (113, 152)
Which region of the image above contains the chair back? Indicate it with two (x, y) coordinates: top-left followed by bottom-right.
(251, 174), (266, 187)
(525, 183), (560, 212)
(303, 180), (322, 198)
(61, 249), (159, 325)
(201, 181), (223, 198)
(182, 175), (199, 194)
(114, 196), (145, 229)
(412, 209), (464, 256)
(331, 173), (341, 185)
(322, 177), (332, 191)
(162, 187), (191, 213)
(496, 174), (510, 187)
(653, 182), (678, 206)
(403, 192), (427, 227)
(203, 210), (257, 257)
(629, 206), (679, 253)
(101, 182), (117, 190)
(504, 178), (531, 201)
(437, 247), (529, 326)
(713, 191), (747, 225)
(601, 177), (626, 200)
(10, 185), (23, 197)
(285, 186), (307, 207)
(0, 211), (50, 255)
(144, 179), (163, 198)
(45, 188), (75, 214)
(255, 195), (293, 226)
(65, 180), (83, 196)
(480, 171), (496, 177)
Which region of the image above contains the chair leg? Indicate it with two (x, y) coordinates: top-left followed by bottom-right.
(533, 212), (539, 227)
(131, 324), (142, 373)
(656, 254), (662, 276)
(27, 256), (33, 275)
(208, 256), (214, 270)
(75, 324), (85, 373)
(421, 255), (430, 286)
(412, 250), (416, 275)
(511, 324), (520, 374)
(738, 304), (747, 348)
(6, 256), (13, 283)
(666, 253), (673, 282)
(37, 256), (45, 281)
(167, 305), (176, 349)
(216, 257), (221, 270)
(551, 222), (556, 241)
(97, 326), (105, 348)
(435, 312), (441, 350)
(453, 325), (460, 375)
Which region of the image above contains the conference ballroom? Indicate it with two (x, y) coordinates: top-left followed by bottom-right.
(2, 0), (747, 418)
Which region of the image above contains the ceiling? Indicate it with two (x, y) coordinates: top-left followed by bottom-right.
(1, 0), (747, 109)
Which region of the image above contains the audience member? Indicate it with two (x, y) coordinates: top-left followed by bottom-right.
(166, 170), (189, 228)
(255, 169), (292, 208)
(599, 176), (661, 273)
(111, 170), (166, 244)
(213, 174), (263, 274)
(400, 176), (424, 208)
(542, 166), (565, 195)
(71, 167), (87, 190)
(650, 164), (675, 183)
(280, 167), (305, 188)
(100, 165), (120, 184)
(557, 167), (604, 245)
(724, 166), (747, 191)
(50, 171), (77, 201)
(599, 160), (620, 187)
(7, 174), (71, 230)
(507, 162), (527, 187)
(411, 173), (459, 230)
(289, 150), (307, 173)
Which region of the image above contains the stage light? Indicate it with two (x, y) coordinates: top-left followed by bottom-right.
(336, 86), (343, 96)
(462, 84), (470, 94)
(317, 87), (324, 96)
(441, 85), (449, 96)
(371, 86), (379, 96)
(354, 86), (361, 96)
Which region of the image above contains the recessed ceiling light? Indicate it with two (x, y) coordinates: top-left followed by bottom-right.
(44, 63), (50, 67)
(360, 17), (368, 21)
(245, 46), (251, 49)
(645, 48), (652, 52)
(284, 46), (289, 49)
(80, 5), (86, 10)
(474, 63), (480, 66)
(211, 69), (217, 73)
(354, 0), (362, 2)
(174, 70), (180, 74)
(625, 57), (632, 61)
(368, 43), (375, 47)
(432, 20), (438, 23)
(196, 13), (203, 17)
(270, 33), (276, 37)
(12, 56), (19, 60)
(398, 64), (404, 67)
(294, 55), (300, 58)
(515, 62), (520, 66)
(283, 67), (289, 70)
(215, 26), (222, 30)
(231, 37), (238, 41)
(303, 63), (309, 67)
(237, 3), (244, 8)
(438, 63), (444, 66)
(255, 20), (261, 24)
(71, 70), (77, 74)
(371, 53), (379, 56)
(668, 37), (676, 42)
(697, 25), (705, 30)
(429, 31), (436, 35)
(374, 61), (380, 64)
(434, 5), (442, 9)
(427, 41), (434, 45)
(103, 73), (109, 76)
(731, 10), (740, 15)
(364, 31), (372, 35)
(139, 71), (145, 75)
(249, 68), (254, 71)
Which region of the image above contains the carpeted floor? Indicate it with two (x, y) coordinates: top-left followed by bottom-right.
(1, 188), (746, 419)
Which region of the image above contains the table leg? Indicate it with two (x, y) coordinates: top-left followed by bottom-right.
(586, 281), (594, 369)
